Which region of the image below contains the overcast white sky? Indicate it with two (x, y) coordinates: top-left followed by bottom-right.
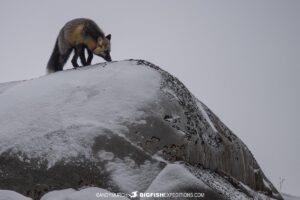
(0, 0), (299, 196)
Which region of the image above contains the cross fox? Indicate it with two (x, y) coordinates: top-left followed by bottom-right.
(47, 18), (112, 73)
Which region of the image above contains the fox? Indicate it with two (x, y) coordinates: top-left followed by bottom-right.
(47, 18), (112, 73)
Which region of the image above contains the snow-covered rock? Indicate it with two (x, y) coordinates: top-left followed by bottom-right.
(0, 60), (282, 199)
(282, 193), (300, 200)
(40, 187), (129, 200)
(0, 190), (32, 200)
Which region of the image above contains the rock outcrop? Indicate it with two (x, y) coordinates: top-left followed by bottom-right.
(0, 60), (282, 199)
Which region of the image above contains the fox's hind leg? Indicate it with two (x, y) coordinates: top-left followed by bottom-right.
(71, 49), (80, 68)
(77, 45), (88, 66)
(86, 49), (93, 65)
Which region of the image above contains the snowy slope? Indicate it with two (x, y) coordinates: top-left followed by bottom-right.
(0, 61), (161, 167)
(2, 187), (300, 200)
(0, 60), (283, 200)
(282, 194), (300, 200)
(0, 190), (32, 200)
(0, 188), (130, 200)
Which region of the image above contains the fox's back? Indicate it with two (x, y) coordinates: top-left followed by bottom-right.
(60, 18), (105, 46)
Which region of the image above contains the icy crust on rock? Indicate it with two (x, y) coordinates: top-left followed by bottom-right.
(0, 61), (161, 166)
(135, 60), (280, 198)
(186, 164), (278, 200)
(0, 163), (282, 200)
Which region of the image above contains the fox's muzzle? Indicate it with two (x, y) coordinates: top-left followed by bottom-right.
(98, 53), (112, 62)
(105, 54), (112, 62)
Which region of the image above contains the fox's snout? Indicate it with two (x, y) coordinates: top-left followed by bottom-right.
(105, 54), (112, 62)
(97, 52), (112, 62)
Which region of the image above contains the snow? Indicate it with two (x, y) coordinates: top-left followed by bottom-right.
(262, 178), (272, 190)
(40, 187), (129, 200)
(0, 81), (23, 95)
(187, 165), (250, 200)
(239, 181), (277, 200)
(0, 60), (288, 200)
(282, 193), (300, 200)
(0, 61), (162, 167)
(144, 164), (210, 193)
(195, 98), (218, 132)
(0, 190), (32, 200)
(40, 189), (76, 200)
(3, 188), (299, 200)
(106, 157), (161, 193)
(97, 150), (114, 161)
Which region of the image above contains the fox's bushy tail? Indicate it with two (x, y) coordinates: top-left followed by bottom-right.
(47, 38), (71, 73)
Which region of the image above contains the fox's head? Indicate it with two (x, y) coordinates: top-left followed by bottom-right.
(94, 34), (112, 62)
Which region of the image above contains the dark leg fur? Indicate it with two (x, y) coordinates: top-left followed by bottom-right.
(71, 49), (80, 68)
(48, 41), (92, 73)
(72, 45), (91, 68)
(77, 45), (88, 66)
(86, 49), (93, 65)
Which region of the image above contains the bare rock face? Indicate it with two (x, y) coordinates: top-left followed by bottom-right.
(0, 60), (282, 200)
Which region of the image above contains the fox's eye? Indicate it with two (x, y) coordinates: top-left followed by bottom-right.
(98, 39), (103, 46)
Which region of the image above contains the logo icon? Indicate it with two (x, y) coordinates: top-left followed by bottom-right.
(129, 191), (138, 198)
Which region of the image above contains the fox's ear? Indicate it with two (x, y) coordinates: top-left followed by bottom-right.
(106, 34), (111, 40)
